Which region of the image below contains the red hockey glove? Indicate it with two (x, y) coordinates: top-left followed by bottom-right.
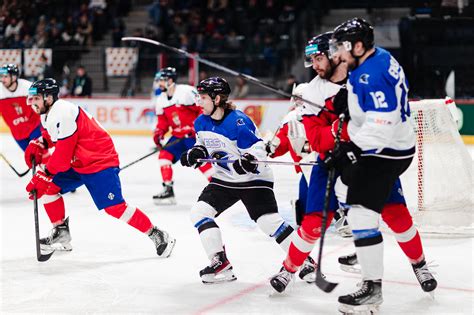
(26, 170), (54, 200)
(153, 129), (165, 148)
(24, 138), (48, 168)
(331, 120), (350, 143)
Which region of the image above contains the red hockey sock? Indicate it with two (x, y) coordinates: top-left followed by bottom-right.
(283, 212), (334, 272)
(105, 202), (153, 234)
(198, 163), (214, 181)
(160, 165), (173, 184)
(43, 194), (65, 225)
(159, 150), (174, 184)
(382, 203), (424, 264)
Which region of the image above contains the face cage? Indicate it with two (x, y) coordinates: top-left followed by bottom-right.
(329, 40), (352, 58)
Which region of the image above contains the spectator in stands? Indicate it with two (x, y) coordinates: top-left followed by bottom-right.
(71, 65), (92, 97)
(36, 54), (54, 80)
(231, 77), (249, 98)
(282, 74), (299, 94)
(76, 14), (93, 47)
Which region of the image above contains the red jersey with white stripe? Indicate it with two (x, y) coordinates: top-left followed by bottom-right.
(154, 84), (201, 138)
(41, 99), (119, 175)
(300, 76), (342, 159)
(0, 78), (40, 140)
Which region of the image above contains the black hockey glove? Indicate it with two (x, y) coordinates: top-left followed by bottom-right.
(323, 142), (361, 172)
(233, 153), (259, 175)
(180, 145), (208, 168)
(332, 87), (349, 118)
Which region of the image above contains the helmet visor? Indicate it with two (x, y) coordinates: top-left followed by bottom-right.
(329, 39), (352, 58)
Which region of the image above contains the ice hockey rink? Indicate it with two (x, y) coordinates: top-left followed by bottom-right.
(1, 134), (473, 314)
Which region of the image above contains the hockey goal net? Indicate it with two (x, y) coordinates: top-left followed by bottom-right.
(400, 99), (473, 236)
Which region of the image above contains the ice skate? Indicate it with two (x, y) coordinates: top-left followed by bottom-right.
(298, 256), (321, 283)
(412, 260), (437, 296)
(200, 251), (236, 284)
(40, 217), (72, 251)
(270, 267), (295, 293)
(152, 182), (176, 205)
(338, 280), (383, 314)
(149, 226), (176, 258)
(339, 252), (361, 274)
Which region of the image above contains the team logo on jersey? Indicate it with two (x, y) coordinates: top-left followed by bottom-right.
(13, 103), (22, 115)
(211, 151), (231, 172)
(108, 193), (115, 200)
(359, 74), (370, 84)
(236, 118), (245, 126)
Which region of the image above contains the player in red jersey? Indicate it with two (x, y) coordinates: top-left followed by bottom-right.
(0, 64), (41, 151)
(152, 67), (213, 205)
(24, 78), (175, 257)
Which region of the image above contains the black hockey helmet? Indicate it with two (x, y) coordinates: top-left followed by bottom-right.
(156, 67), (177, 82)
(304, 32), (333, 67)
(28, 78), (60, 101)
(0, 63), (20, 76)
(332, 18), (374, 50)
(197, 77), (231, 99)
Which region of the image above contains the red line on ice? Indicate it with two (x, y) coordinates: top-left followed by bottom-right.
(193, 242), (352, 315)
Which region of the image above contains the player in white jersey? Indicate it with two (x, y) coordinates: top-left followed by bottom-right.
(330, 18), (436, 313)
(152, 67), (213, 204)
(180, 77), (316, 284)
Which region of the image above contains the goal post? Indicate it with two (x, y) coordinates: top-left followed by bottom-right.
(400, 99), (473, 236)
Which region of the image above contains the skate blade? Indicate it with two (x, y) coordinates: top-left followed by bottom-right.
(427, 291), (435, 300)
(159, 238), (176, 258)
(340, 264), (361, 274)
(300, 272), (316, 283)
(201, 269), (237, 284)
(41, 243), (72, 252)
(153, 197), (177, 205)
(338, 302), (382, 315)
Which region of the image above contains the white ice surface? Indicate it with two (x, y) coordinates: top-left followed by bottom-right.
(1, 134), (473, 314)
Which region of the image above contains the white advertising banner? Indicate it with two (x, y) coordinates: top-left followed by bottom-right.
(66, 97), (292, 135)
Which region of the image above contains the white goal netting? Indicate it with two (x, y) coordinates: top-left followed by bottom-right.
(400, 99), (474, 236)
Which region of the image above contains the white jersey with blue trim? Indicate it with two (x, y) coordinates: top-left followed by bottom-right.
(347, 47), (415, 159)
(194, 109), (273, 184)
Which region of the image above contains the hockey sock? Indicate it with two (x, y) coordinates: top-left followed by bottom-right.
(382, 203), (424, 264)
(160, 165), (173, 184)
(105, 202), (153, 233)
(283, 212), (334, 272)
(191, 201), (223, 259)
(349, 205), (384, 280)
(198, 163), (214, 181)
(256, 213), (294, 252)
(158, 150), (174, 184)
(43, 193), (65, 226)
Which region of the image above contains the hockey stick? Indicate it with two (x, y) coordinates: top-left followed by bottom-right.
(31, 158), (54, 262)
(121, 37), (333, 114)
(315, 114), (345, 292)
(197, 158), (318, 167)
(0, 152), (30, 177)
(120, 137), (185, 171)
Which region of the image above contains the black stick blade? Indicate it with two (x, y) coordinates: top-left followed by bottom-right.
(315, 270), (338, 293)
(37, 249), (54, 262)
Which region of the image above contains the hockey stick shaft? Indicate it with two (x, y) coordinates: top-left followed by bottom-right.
(0, 152), (30, 177)
(315, 114), (345, 293)
(31, 158), (54, 262)
(120, 137), (185, 171)
(197, 158), (318, 166)
(121, 37), (332, 113)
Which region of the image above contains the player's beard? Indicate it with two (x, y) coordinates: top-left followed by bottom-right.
(317, 67), (332, 80)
